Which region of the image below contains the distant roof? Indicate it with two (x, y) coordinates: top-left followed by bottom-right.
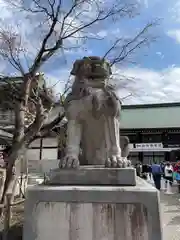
(121, 102), (180, 129)
(122, 102), (180, 109)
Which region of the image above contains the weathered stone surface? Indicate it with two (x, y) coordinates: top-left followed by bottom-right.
(23, 178), (163, 240)
(60, 56), (130, 169)
(49, 166), (136, 186)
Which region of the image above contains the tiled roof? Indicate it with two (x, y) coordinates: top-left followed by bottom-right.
(121, 102), (180, 129)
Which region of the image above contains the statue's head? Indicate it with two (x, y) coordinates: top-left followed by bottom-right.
(70, 56), (112, 79)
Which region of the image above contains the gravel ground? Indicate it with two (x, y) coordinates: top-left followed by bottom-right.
(0, 200), (24, 240)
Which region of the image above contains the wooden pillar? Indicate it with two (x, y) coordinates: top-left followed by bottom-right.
(136, 132), (143, 163)
(39, 138), (43, 160)
(161, 131), (168, 147)
(165, 152), (170, 162)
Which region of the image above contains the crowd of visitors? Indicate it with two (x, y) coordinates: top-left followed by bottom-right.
(135, 160), (180, 191)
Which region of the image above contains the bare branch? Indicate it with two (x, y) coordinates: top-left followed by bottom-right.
(10, 0), (141, 74)
(29, 1), (63, 73)
(36, 112), (65, 138)
(103, 21), (157, 66)
(120, 93), (133, 101)
(24, 98), (47, 144)
(12, 103), (25, 144)
(0, 28), (25, 74)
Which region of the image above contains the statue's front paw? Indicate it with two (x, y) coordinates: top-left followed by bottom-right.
(121, 157), (131, 167)
(105, 155), (123, 168)
(105, 155), (130, 168)
(59, 155), (80, 169)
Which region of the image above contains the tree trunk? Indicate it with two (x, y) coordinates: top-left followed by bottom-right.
(0, 142), (24, 206)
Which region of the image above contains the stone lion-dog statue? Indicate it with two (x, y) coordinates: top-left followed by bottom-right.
(59, 56), (131, 168)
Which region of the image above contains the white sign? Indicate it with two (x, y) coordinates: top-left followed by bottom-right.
(135, 143), (163, 149)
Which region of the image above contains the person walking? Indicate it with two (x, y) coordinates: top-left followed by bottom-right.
(135, 162), (142, 177)
(147, 164), (152, 179)
(151, 161), (162, 190)
(174, 161), (180, 193)
(142, 164), (149, 179)
(164, 162), (173, 188)
(160, 162), (165, 177)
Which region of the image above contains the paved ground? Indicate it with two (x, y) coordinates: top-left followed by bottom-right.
(161, 191), (180, 240)
(148, 175), (180, 239)
(146, 177), (180, 239)
(161, 193), (180, 240)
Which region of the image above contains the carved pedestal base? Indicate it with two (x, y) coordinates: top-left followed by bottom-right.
(23, 177), (163, 240)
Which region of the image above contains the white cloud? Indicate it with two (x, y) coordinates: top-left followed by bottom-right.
(0, 0), (13, 18)
(137, 0), (149, 8)
(156, 52), (164, 59)
(0, 0), (23, 19)
(45, 64), (180, 105)
(96, 30), (108, 38)
(170, 0), (180, 22)
(113, 66), (180, 104)
(167, 29), (180, 43)
(45, 67), (73, 99)
(0, 1), (42, 71)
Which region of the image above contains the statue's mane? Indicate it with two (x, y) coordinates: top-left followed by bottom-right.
(70, 56), (112, 78)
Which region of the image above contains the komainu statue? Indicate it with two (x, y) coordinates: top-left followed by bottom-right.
(59, 56), (131, 168)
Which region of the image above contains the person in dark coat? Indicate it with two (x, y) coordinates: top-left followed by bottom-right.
(142, 164), (149, 179)
(151, 161), (162, 190)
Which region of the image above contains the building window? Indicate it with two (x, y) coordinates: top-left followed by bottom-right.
(142, 152), (154, 164)
(167, 133), (180, 144)
(142, 134), (162, 143)
(129, 152), (139, 165)
(0, 110), (9, 121)
(123, 134), (137, 143)
(142, 151), (164, 164)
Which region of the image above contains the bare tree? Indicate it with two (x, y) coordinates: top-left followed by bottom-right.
(0, 0), (157, 204)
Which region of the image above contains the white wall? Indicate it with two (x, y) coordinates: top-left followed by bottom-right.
(28, 159), (59, 174)
(26, 149), (40, 161)
(44, 105), (64, 124)
(0, 109), (14, 125)
(26, 138), (58, 161)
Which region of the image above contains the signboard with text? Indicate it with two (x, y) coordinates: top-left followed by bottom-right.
(135, 143), (163, 149)
(165, 144), (180, 148)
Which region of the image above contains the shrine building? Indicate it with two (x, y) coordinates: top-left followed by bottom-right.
(121, 102), (180, 164)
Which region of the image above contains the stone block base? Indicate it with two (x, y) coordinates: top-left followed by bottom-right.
(49, 166), (136, 186)
(23, 178), (162, 240)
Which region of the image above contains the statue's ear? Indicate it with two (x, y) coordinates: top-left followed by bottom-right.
(70, 60), (80, 75)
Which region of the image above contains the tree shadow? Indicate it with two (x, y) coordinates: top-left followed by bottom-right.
(0, 224), (22, 240)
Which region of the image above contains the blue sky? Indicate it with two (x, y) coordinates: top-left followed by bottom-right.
(1, 0), (180, 104)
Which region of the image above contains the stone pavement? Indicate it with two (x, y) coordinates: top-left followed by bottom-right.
(160, 191), (180, 240)
(146, 177), (180, 239)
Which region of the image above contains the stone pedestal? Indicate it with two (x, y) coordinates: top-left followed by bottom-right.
(49, 166), (136, 186)
(23, 168), (163, 240)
